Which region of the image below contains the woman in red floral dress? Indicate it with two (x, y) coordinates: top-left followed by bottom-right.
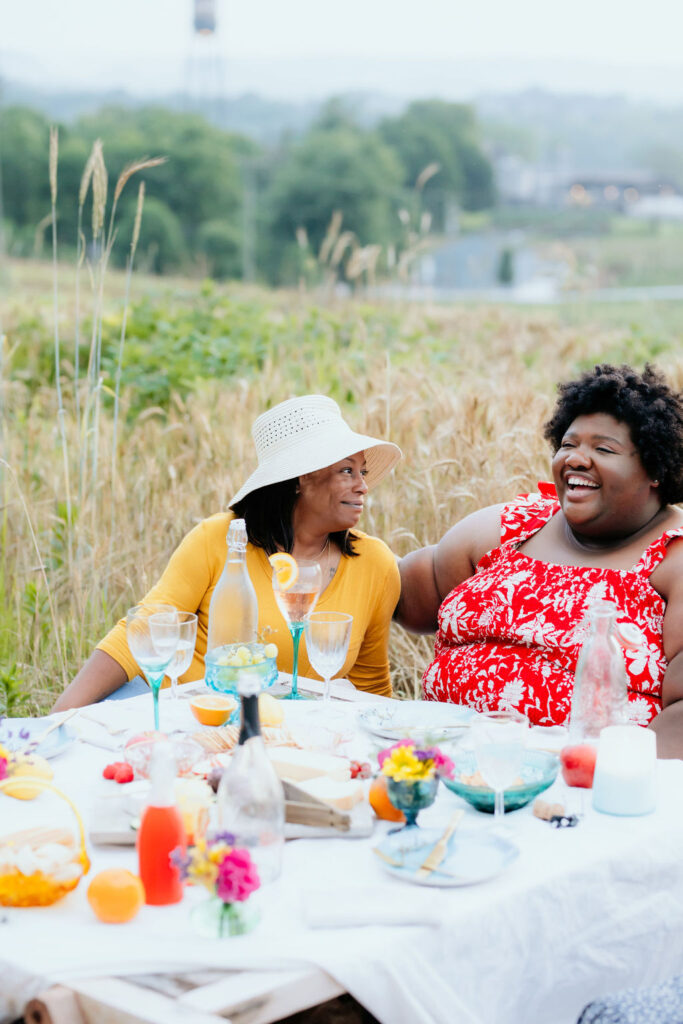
(396, 364), (683, 758)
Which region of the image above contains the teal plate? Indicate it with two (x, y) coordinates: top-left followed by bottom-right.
(0, 716), (75, 759)
(442, 749), (559, 813)
(374, 827), (519, 887)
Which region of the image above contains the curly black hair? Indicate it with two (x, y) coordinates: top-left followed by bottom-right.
(543, 363), (683, 505)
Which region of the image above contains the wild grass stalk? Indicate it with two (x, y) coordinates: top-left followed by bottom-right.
(49, 126), (73, 573)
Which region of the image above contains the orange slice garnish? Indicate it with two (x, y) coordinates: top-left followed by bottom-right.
(189, 694), (237, 727)
(269, 552), (299, 590)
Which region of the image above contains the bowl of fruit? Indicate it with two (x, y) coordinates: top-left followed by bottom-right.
(441, 749), (560, 813)
(204, 642), (278, 696)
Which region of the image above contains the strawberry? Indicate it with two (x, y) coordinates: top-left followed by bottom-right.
(102, 763), (118, 779)
(114, 763), (134, 784)
(350, 760), (372, 780)
(560, 744), (597, 789)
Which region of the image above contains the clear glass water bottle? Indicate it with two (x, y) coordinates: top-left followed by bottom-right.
(215, 668), (285, 884)
(569, 600), (628, 744)
(207, 518), (258, 653)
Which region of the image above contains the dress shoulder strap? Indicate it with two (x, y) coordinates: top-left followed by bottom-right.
(500, 482), (560, 545)
(631, 527), (683, 578)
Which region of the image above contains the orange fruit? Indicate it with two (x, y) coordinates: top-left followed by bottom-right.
(369, 775), (406, 823)
(87, 869), (145, 924)
(268, 552), (298, 590)
(189, 693), (237, 726)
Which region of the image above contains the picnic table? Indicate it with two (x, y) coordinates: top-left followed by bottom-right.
(3, 680), (683, 1024)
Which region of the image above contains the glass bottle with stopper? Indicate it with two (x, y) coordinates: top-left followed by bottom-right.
(215, 667), (285, 883)
(206, 518), (259, 690)
(562, 600), (629, 793)
(137, 742), (186, 905)
(207, 518), (258, 651)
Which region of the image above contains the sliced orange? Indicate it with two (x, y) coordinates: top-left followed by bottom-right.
(189, 694), (237, 727)
(269, 552), (299, 590)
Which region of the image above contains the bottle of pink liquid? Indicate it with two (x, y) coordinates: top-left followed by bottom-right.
(137, 742), (186, 905)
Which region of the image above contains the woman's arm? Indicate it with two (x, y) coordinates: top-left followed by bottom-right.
(394, 504), (503, 633)
(53, 651), (128, 711)
(649, 539), (683, 759)
(52, 515), (229, 711)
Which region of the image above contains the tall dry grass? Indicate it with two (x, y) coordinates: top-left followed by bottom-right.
(5, 259), (683, 712)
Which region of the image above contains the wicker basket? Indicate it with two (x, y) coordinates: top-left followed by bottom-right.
(0, 778), (91, 906)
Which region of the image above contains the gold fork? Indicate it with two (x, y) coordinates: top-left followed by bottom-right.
(415, 810), (464, 880)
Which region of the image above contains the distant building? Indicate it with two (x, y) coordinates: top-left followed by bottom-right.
(493, 151), (681, 212)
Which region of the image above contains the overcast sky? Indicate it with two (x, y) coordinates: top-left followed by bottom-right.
(2, 0), (683, 100)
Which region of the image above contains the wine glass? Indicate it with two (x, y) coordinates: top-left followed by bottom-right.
(304, 612), (353, 705)
(166, 611), (198, 726)
(126, 603), (179, 730)
(472, 710), (528, 833)
(272, 559), (322, 700)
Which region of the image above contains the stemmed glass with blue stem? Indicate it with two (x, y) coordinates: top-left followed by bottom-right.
(272, 559), (322, 700)
(126, 603), (180, 731)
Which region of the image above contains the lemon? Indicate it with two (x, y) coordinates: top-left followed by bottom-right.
(3, 753), (54, 800)
(259, 692), (284, 727)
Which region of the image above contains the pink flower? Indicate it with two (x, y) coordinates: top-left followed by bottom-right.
(216, 847), (260, 903)
(0, 756), (8, 782)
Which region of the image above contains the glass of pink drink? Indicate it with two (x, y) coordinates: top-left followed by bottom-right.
(272, 560), (322, 700)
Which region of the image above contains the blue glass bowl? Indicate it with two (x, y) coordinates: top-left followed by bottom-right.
(205, 642), (278, 696)
(442, 749), (560, 813)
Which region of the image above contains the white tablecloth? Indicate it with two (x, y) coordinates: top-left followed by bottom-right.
(2, 687), (683, 1024)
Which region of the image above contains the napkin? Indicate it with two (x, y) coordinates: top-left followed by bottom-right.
(71, 715), (126, 752)
(301, 886), (441, 929)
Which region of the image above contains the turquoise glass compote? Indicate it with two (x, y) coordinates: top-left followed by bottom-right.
(386, 775), (439, 833)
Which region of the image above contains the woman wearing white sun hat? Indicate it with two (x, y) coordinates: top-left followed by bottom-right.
(54, 395), (402, 709)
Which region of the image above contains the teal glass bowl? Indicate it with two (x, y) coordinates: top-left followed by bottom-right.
(205, 642), (278, 696)
(442, 749), (559, 813)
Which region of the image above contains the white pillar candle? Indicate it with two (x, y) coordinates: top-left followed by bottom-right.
(592, 725), (657, 816)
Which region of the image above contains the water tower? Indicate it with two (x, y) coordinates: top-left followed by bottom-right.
(185, 0), (225, 105)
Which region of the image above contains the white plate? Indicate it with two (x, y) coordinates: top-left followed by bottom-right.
(0, 716), (75, 759)
(357, 701), (473, 743)
(374, 827), (518, 887)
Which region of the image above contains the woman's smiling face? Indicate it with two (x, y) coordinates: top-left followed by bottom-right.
(551, 412), (660, 538)
(296, 451), (369, 533)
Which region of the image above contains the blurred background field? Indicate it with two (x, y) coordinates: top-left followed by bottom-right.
(4, 0), (683, 711)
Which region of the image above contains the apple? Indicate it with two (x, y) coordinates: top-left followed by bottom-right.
(560, 744), (597, 788)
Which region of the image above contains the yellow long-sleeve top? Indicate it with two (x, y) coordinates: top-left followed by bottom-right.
(98, 513), (399, 697)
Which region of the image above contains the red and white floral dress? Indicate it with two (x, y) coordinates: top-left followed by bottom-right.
(423, 483), (683, 727)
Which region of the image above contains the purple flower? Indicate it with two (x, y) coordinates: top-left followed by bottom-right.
(170, 845), (191, 878)
(18, 728), (31, 741)
(216, 847), (260, 903)
(211, 830), (236, 846)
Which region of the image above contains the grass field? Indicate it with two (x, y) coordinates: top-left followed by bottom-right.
(3, 257), (683, 713)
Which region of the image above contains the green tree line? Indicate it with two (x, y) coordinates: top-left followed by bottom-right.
(0, 98), (494, 284)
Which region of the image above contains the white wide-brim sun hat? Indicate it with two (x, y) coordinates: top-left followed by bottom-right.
(228, 395), (402, 508)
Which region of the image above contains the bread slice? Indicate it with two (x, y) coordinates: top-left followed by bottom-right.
(268, 747), (350, 782)
(295, 777), (364, 811)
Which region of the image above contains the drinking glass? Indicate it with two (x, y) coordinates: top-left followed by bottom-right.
(473, 710), (528, 832)
(272, 559), (322, 700)
(304, 612), (353, 705)
(126, 603), (179, 730)
(167, 611), (198, 702)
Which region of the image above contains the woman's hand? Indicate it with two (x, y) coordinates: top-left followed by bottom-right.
(394, 504), (502, 633)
